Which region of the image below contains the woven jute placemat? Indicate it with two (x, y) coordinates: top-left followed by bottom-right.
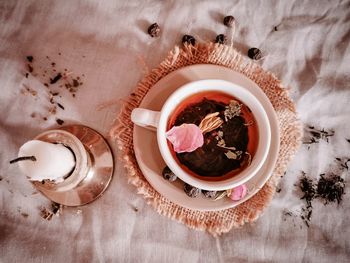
(110, 43), (302, 235)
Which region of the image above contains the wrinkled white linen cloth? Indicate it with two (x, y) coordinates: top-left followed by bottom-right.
(1, 0), (349, 262)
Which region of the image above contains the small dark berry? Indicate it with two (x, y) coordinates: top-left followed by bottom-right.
(162, 166), (177, 182)
(148, 23), (161, 37)
(247, 47), (262, 60)
(223, 16), (235, 28)
(215, 34), (227, 44)
(202, 190), (217, 199)
(184, 183), (201, 198)
(26, 56), (33, 62)
(182, 35), (196, 46)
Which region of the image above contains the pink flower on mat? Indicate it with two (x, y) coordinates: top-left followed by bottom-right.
(228, 184), (248, 201)
(166, 123), (204, 153)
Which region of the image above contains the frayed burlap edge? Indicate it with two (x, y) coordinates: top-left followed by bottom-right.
(110, 43), (302, 236)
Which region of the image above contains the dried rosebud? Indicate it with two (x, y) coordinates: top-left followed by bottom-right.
(148, 23), (160, 37)
(184, 183), (201, 198)
(223, 15), (235, 27)
(182, 35), (196, 46)
(228, 184), (247, 201)
(215, 34), (227, 44)
(247, 47), (262, 60)
(162, 166), (177, 182)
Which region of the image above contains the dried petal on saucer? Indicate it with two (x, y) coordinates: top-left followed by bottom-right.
(228, 184), (248, 201)
(166, 123), (204, 153)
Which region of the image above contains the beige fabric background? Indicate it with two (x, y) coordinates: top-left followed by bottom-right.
(0, 0), (349, 262)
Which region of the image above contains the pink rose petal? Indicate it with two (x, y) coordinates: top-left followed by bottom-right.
(166, 124), (204, 153)
(229, 184), (248, 201)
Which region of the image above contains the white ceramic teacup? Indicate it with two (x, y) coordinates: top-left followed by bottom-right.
(131, 79), (271, 191)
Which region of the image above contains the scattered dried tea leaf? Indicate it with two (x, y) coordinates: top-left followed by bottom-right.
(303, 126), (335, 147)
(50, 73), (62, 84)
(317, 174), (345, 204)
(297, 171), (346, 227)
(57, 102), (65, 110)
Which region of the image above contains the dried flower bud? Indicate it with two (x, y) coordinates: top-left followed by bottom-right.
(199, 112), (223, 134)
(148, 23), (161, 37)
(223, 15), (235, 27)
(184, 183), (201, 198)
(182, 34), (196, 46)
(248, 47), (262, 60)
(215, 34), (228, 44)
(202, 190), (217, 199)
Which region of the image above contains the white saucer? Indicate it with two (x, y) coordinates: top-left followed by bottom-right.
(133, 64), (280, 211)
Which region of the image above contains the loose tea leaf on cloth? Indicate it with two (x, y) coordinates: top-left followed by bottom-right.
(110, 43), (302, 235)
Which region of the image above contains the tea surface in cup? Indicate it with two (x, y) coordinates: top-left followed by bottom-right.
(167, 91), (259, 181)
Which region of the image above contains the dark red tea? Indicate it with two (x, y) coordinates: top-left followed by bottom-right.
(167, 91), (259, 181)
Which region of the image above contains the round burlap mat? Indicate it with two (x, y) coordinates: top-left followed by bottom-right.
(110, 43), (302, 235)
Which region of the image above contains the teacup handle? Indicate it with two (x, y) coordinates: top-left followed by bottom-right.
(131, 108), (161, 131)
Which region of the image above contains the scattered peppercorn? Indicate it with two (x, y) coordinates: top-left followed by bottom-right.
(182, 35), (196, 46)
(247, 47), (262, 60)
(56, 118), (64, 125)
(26, 56), (33, 62)
(215, 34), (227, 44)
(223, 15), (235, 27)
(162, 166), (177, 182)
(148, 23), (161, 37)
(184, 183), (201, 198)
(202, 190), (217, 199)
